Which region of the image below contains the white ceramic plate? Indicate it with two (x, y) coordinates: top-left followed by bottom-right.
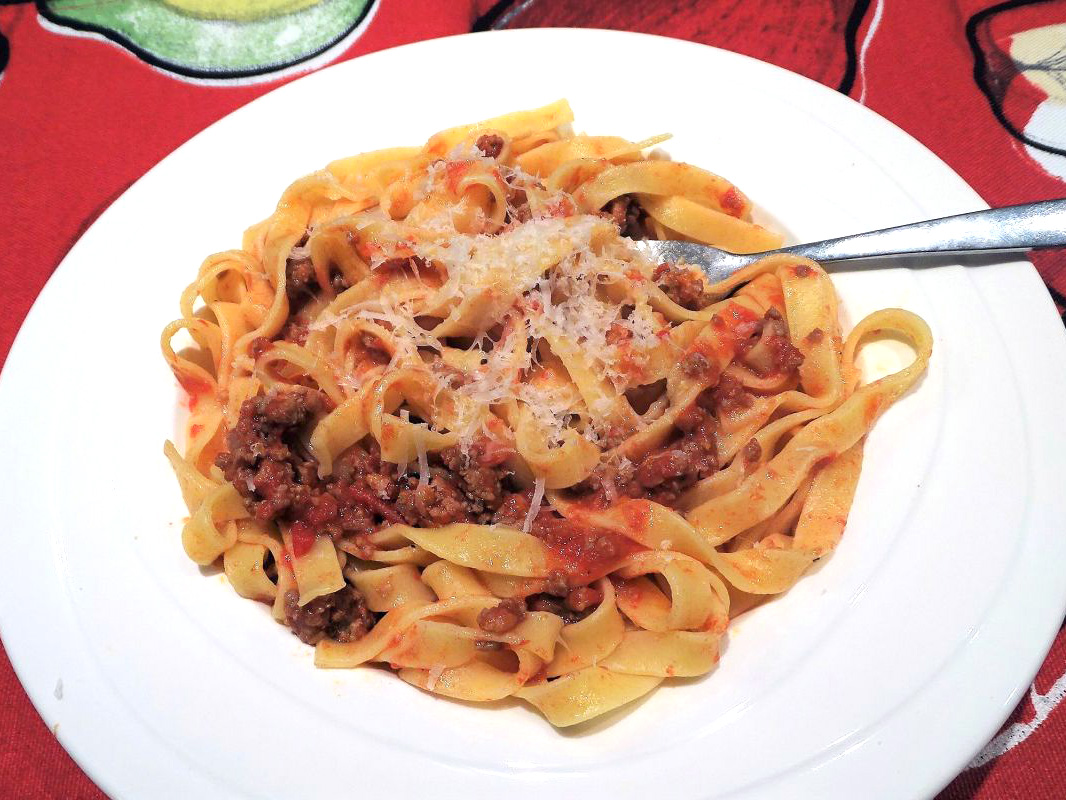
(2, 29), (1065, 800)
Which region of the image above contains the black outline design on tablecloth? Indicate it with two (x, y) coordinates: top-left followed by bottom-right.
(474, 0), (517, 31)
(480, 0), (538, 30)
(967, 0), (1066, 158)
(837, 0), (873, 95)
(33, 0), (376, 81)
(479, 0), (877, 95)
(0, 0), (32, 79)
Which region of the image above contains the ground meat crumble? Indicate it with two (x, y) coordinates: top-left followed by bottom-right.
(284, 587), (375, 646)
(477, 597), (525, 633)
(653, 262), (714, 310)
(734, 307), (805, 376)
(604, 194), (655, 239)
(474, 133), (504, 159)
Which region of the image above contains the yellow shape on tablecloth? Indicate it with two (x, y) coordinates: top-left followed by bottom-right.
(161, 0), (321, 21)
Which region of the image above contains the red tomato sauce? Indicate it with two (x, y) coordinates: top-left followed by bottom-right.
(289, 521), (316, 559)
(530, 513), (643, 584)
(177, 372), (213, 411)
(719, 186), (746, 218)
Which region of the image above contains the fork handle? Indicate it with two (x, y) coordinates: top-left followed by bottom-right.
(781, 198), (1066, 263)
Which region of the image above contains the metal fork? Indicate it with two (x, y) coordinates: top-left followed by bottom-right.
(631, 198), (1066, 283)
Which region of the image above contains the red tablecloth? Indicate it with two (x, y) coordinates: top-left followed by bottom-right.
(1, 1), (1064, 796)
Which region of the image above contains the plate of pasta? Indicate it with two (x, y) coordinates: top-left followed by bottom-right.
(2, 28), (1065, 800)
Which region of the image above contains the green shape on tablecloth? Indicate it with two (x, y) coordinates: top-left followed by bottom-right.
(42, 0), (374, 79)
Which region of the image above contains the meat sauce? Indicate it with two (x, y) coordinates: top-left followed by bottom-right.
(603, 194), (655, 240)
(215, 389), (631, 636)
(653, 262), (714, 310)
(570, 303), (805, 508)
(218, 391), (521, 543)
(284, 586), (374, 646)
(532, 514), (640, 584)
(217, 390), (524, 644)
(492, 488), (639, 584)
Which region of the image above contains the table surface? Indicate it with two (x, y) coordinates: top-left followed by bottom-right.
(1, 0), (1065, 797)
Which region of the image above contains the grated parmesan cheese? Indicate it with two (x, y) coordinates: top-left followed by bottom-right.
(288, 242), (312, 261)
(516, 381), (576, 445)
(426, 664), (445, 691)
(398, 408), (431, 488)
(416, 433), (430, 489)
(522, 477), (546, 533)
(409, 215), (605, 305)
(307, 151), (672, 458)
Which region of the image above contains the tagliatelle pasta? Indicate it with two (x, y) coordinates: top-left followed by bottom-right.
(161, 100), (932, 727)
